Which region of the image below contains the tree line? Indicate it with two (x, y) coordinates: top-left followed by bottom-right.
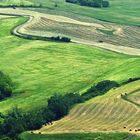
(0, 93), (84, 140)
(0, 73), (119, 140)
(66, 0), (110, 8)
(2, 71), (139, 140)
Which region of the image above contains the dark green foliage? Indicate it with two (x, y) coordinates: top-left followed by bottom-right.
(65, 0), (110, 8)
(122, 77), (140, 85)
(48, 95), (69, 119)
(0, 71), (13, 100)
(102, 1), (110, 7)
(50, 36), (71, 42)
(48, 93), (84, 119)
(0, 79), (122, 139)
(61, 37), (71, 42)
(66, 0), (78, 3)
(1, 107), (25, 137)
(0, 93), (83, 139)
(82, 80), (119, 100)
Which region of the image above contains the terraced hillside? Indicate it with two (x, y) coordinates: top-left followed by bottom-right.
(38, 80), (140, 134)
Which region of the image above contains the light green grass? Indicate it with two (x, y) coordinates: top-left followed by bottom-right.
(0, 17), (140, 113)
(20, 132), (139, 140)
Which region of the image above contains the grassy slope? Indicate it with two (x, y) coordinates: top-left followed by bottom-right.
(39, 0), (140, 26)
(39, 80), (140, 134)
(0, 0), (139, 26)
(20, 132), (138, 140)
(0, 17), (140, 113)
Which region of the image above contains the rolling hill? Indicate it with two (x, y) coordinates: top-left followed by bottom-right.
(36, 80), (140, 134)
(0, 16), (139, 113)
(0, 0), (140, 26)
(0, 0), (140, 139)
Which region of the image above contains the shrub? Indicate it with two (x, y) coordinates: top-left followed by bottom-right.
(102, 1), (110, 7)
(122, 77), (140, 85)
(65, 0), (110, 8)
(66, 0), (78, 3)
(50, 36), (71, 42)
(48, 93), (83, 119)
(0, 71), (13, 100)
(61, 37), (71, 42)
(0, 93), (83, 139)
(82, 80), (119, 100)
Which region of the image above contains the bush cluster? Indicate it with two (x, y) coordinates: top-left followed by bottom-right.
(82, 80), (119, 100)
(0, 71), (13, 100)
(122, 77), (140, 85)
(0, 93), (83, 139)
(66, 0), (110, 8)
(12, 30), (71, 43)
(50, 36), (71, 42)
(0, 4), (43, 8)
(0, 77), (121, 140)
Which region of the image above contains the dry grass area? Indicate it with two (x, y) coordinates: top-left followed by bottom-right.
(0, 8), (140, 56)
(25, 17), (140, 49)
(127, 91), (140, 105)
(37, 81), (140, 134)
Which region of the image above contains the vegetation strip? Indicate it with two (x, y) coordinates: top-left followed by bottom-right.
(0, 78), (119, 139)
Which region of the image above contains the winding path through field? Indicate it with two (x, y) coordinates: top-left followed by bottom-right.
(0, 8), (140, 56)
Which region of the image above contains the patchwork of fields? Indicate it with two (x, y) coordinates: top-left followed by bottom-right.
(0, 8), (140, 55)
(0, 0), (140, 26)
(0, 17), (139, 113)
(36, 81), (140, 134)
(0, 0), (140, 139)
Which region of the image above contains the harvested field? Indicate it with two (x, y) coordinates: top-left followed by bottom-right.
(37, 81), (140, 134)
(25, 17), (140, 49)
(0, 17), (140, 113)
(0, 8), (140, 55)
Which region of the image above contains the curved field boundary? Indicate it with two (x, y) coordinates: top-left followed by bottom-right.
(0, 8), (140, 56)
(12, 16), (50, 40)
(72, 39), (140, 56)
(36, 81), (140, 134)
(121, 89), (140, 108)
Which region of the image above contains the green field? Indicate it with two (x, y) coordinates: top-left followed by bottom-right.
(20, 132), (139, 140)
(0, 0), (140, 139)
(0, 17), (140, 113)
(0, 0), (140, 26)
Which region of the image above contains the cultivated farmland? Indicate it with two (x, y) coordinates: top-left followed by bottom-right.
(0, 17), (139, 113)
(0, 0), (140, 139)
(38, 80), (140, 134)
(0, 8), (140, 55)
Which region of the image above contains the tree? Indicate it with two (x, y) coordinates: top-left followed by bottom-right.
(0, 71), (13, 100)
(102, 1), (110, 7)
